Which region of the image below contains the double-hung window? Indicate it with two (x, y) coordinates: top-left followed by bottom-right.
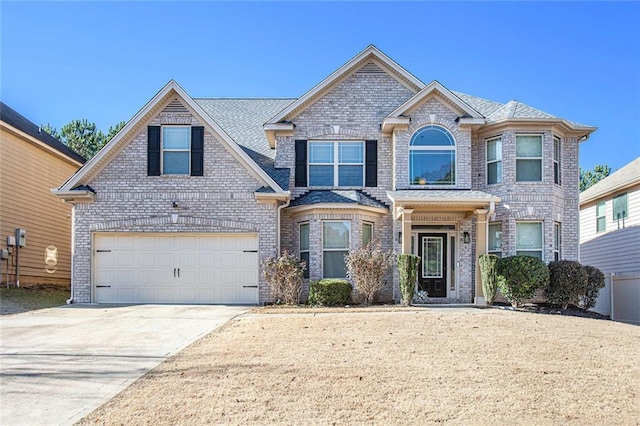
(516, 135), (542, 182)
(613, 193), (628, 221)
(488, 222), (502, 257)
(553, 136), (561, 185)
(322, 221), (350, 278)
(596, 201), (606, 232)
(299, 223), (310, 279)
(554, 222), (561, 261)
(409, 126), (456, 185)
(162, 126), (191, 175)
(308, 142), (364, 187)
(486, 137), (502, 185)
(516, 221), (543, 260)
(362, 222), (373, 246)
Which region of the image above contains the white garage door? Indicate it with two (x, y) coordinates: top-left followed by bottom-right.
(94, 233), (259, 304)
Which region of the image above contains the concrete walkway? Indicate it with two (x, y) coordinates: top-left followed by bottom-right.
(0, 304), (247, 426)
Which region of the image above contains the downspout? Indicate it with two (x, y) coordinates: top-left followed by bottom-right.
(66, 203), (75, 304)
(276, 197), (291, 255)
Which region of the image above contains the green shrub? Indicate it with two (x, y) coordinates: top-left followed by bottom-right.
(546, 261), (588, 309)
(497, 255), (549, 308)
(308, 279), (352, 306)
(580, 265), (605, 310)
(398, 254), (420, 306)
(345, 241), (395, 305)
(479, 254), (500, 306)
(262, 250), (305, 305)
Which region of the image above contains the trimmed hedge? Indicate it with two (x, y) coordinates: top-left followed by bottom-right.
(497, 255), (549, 307)
(479, 254), (500, 306)
(398, 254), (420, 306)
(546, 261), (587, 309)
(580, 265), (605, 310)
(308, 279), (352, 306)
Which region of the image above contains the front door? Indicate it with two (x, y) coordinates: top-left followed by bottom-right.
(417, 233), (447, 297)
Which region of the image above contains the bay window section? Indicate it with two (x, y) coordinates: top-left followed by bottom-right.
(488, 222), (502, 257)
(362, 222), (373, 246)
(409, 126), (456, 185)
(309, 142), (363, 187)
(516, 221), (543, 260)
(322, 221), (350, 278)
(299, 223), (310, 279)
(487, 137), (502, 185)
(516, 135), (542, 182)
(553, 136), (561, 185)
(554, 222), (561, 261)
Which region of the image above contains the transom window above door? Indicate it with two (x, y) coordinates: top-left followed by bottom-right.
(409, 126), (456, 186)
(309, 141), (364, 187)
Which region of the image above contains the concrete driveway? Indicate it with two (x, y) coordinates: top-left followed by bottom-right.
(0, 304), (248, 426)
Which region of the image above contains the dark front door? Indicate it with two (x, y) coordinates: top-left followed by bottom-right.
(417, 233), (447, 297)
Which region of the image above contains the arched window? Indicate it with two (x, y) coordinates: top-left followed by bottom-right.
(409, 125), (456, 185)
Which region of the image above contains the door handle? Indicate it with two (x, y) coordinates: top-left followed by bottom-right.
(174, 268), (176, 277)
(177, 268), (180, 278)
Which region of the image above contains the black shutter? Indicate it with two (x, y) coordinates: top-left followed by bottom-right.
(295, 139), (307, 187)
(147, 126), (161, 176)
(190, 126), (204, 176)
(365, 140), (377, 187)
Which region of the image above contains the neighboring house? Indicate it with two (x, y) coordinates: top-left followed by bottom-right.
(579, 157), (640, 316)
(53, 46), (596, 305)
(1, 102), (85, 286)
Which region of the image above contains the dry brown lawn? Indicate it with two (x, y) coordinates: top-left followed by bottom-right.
(79, 308), (640, 425)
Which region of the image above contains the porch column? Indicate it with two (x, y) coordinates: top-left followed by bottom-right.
(474, 208), (488, 305)
(401, 209), (413, 254)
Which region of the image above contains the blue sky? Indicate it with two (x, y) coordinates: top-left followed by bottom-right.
(2, 1), (639, 171)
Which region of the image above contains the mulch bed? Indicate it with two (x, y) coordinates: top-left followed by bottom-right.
(493, 302), (610, 320)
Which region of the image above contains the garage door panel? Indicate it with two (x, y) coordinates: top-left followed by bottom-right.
(95, 234), (258, 304)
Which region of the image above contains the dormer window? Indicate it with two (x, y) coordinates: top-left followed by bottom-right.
(409, 126), (456, 186)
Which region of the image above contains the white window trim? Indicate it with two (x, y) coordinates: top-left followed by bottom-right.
(409, 125), (457, 187)
(515, 134), (543, 183)
(554, 222), (561, 261)
(515, 220), (544, 260)
(161, 125), (191, 175)
(596, 201), (606, 233)
(362, 221), (374, 246)
(553, 136), (561, 186)
(308, 141), (364, 187)
(299, 222), (310, 279)
(321, 220), (351, 279)
(488, 222), (502, 256)
(486, 136), (502, 185)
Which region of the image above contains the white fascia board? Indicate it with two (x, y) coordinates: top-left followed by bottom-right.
(381, 117), (411, 134)
(457, 117), (486, 126)
(265, 45), (425, 125)
(255, 191), (291, 202)
(263, 123), (295, 149)
(286, 203), (388, 216)
(386, 81), (484, 119)
(51, 188), (95, 203)
(486, 118), (598, 135)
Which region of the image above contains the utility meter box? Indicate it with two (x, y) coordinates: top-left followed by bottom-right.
(7, 236), (15, 247)
(1, 249), (8, 260)
(15, 228), (26, 247)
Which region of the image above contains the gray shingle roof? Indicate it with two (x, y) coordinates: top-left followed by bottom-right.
(580, 157), (640, 204)
(1, 102), (86, 164)
(195, 98), (294, 190)
(290, 190), (389, 210)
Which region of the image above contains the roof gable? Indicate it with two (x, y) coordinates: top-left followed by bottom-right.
(386, 80), (484, 119)
(265, 45), (425, 125)
(56, 81), (286, 195)
(580, 157), (640, 205)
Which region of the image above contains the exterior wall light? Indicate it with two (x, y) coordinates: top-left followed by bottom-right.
(463, 231), (470, 244)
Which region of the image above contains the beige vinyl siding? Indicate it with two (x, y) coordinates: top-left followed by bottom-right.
(0, 127), (80, 285)
(580, 183), (640, 244)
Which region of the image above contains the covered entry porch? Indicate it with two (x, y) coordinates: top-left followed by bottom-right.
(387, 190), (500, 305)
